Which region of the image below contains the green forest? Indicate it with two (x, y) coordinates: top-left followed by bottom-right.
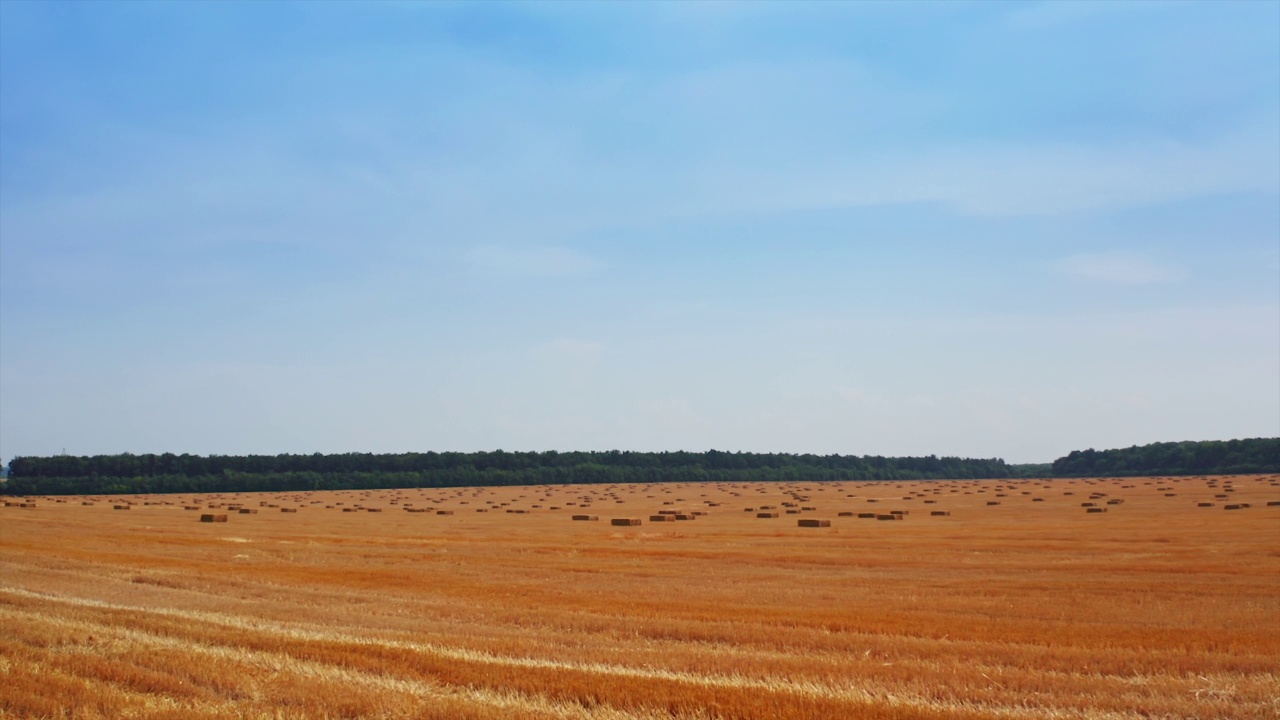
(3, 438), (1276, 496)
(1050, 437), (1279, 477)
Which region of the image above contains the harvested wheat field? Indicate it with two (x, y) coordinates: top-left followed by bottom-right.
(2, 475), (1278, 720)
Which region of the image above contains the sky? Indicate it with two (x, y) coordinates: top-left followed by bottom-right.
(1, 1), (1277, 464)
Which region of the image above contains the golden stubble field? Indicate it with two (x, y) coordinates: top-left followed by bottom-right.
(2, 475), (1278, 720)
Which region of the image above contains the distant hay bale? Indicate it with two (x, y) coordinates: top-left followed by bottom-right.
(1268, 501), (1280, 506)
(875, 514), (898, 521)
(743, 507), (755, 512)
(571, 515), (598, 521)
(838, 511), (854, 516)
(1086, 507), (1106, 513)
(649, 515), (676, 522)
(611, 518), (641, 526)
(857, 512), (876, 518)
(1106, 499), (1124, 505)
(890, 510), (908, 516)
(986, 501), (1000, 506)
(184, 506), (200, 510)
(281, 508), (297, 513)
(82, 502), (95, 506)
(756, 512), (779, 518)
(1224, 504), (1242, 510)
(200, 514), (228, 523)
(114, 505), (130, 510)
(1197, 502), (1214, 507)
(930, 511), (950, 516)
(797, 519), (830, 527)
(674, 514), (694, 520)
(1081, 502), (1096, 507)
(436, 510), (454, 515)
(238, 508), (258, 514)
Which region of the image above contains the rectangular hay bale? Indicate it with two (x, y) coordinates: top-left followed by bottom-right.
(797, 519), (830, 527)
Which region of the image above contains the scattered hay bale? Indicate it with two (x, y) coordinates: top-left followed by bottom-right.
(239, 508), (258, 514)
(986, 501), (1000, 506)
(857, 512), (877, 518)
(114, 505), (130, 510)
(674, 514), (694, 520)
(571, 515), (598, 521)
(1197, 502), (1214, 507)
(756, 512), (779, 518)
(930, 511), (950, 516)
(1224, 504), (1242, 510)
(184, 506), (200, 510)
(1106, 499), (1124, 505)
(436, 510), (454, 515)
(1268, 501), (1280, 506)
(1086, 507), (1107, 513)
(649, 515), (675, 522)
(838, 511), (854, 516)
(1081, 502), (1096, 507)
(200, 514), (228, 523)
(875, 514), (899, 521)
(611, 518), (641, 526)
(82, 502), (95, 506)
(281, 508), (297, 513)
(797, 519), (830, 527)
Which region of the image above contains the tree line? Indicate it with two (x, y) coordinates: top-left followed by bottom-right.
(1050, 437), (1279, 477)
(4, 439), (1274, 496)
(4, 450), (1011, 495)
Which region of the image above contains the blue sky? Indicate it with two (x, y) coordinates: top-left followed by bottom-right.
(2, 1), (1277, 463)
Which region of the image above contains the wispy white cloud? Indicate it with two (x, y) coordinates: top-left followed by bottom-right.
(1003, 1), (1165, 32)
(529, 339), (603, 366)
(1057, 251), (1184, 285)
(832, 385), (864, 402)
(464, 246), (600, 278)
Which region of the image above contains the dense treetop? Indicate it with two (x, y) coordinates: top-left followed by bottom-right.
(1050, 438), (1279, 477)
(3, 438), (1275, 496)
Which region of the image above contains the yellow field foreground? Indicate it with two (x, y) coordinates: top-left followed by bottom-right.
(2, 474), (1278, 719)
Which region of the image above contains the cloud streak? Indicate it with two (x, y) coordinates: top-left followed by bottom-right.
(1057, 252), (1184, 285)
(464, 246), (600, 278)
